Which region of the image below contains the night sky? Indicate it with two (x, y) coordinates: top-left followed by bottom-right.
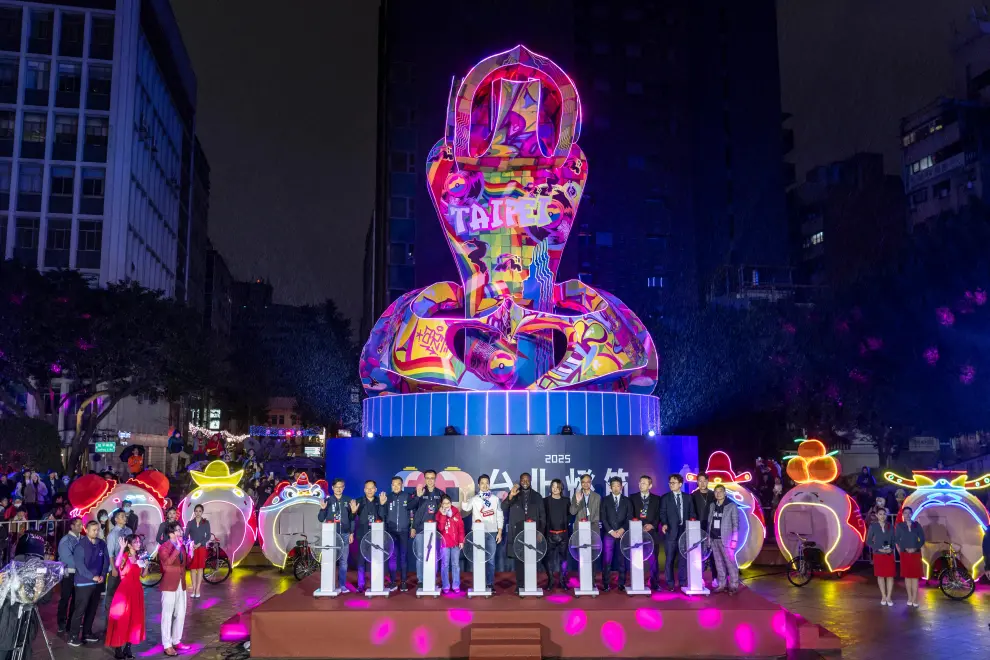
(173, 0), (976, 325)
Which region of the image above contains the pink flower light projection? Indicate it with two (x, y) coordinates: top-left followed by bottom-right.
(344, 598), (371, 609)
(446, 609), (473, 627)
(635, 608), (663, 631)
(960, 365), (976, 384)
(546, 593), (572, 604)
(698, 608), (722, 629)
(562, 609), (587, 636)
(370, 617), (395, 645)
(924, 347), (940, 366)
(600, 621), (626, 653)
(771, 610), (799, 649)
(936, 307), (955, 326)
(411, 625), (433, 656)
(734, 623), (756, 653)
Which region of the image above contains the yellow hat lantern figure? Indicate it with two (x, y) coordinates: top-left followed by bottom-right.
(179, 460), (258, 567)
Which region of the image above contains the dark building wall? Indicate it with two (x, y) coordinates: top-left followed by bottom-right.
(370, 0), (788, 332)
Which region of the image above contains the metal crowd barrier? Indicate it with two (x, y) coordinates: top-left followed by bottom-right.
(0, 518), (74, 564)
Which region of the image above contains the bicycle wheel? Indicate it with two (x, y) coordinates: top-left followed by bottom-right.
(293, 555), (318, 581)
(938, 567), (975, 600)
(140, 558), (163, 588)
(786, 557), (812, 587)
(204, 554), (232, 584)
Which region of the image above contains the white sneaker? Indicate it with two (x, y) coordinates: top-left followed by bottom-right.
(886, 600), (894, 607)
(881, 599), (887, 606)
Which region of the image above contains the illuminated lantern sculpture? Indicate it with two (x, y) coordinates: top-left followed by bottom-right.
(687, 451), (766, 569)
(360, 44), (657, 397)
(68, 470), (171, 556)
(775, 439), (866, 573)
(257, 472), (329, 568)
(178, 461), (257, 567)
(884, 470), (990, 580)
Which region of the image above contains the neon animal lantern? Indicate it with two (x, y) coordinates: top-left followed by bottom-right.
(686, 451), (766, 569)
(68, 470), (171, 556)
(775, 439), (866, 572)
(360, 45), (657, 395)
(257, 472), (329, 568)
(884, 470), (990, 580)
(178, 461), (257, 567)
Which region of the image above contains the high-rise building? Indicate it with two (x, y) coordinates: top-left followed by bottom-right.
(204, 239), (231, 337)
(367, 0), (789, 331)
(901, 9), (990, 229)
(0, 0), (207, 303)
(789, 153), (905, 288)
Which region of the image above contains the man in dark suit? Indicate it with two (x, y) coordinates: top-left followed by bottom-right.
(629, 475), (662, 590)
(502, 472), (545, 595)
(601, 477), (634, 592)
(659, 473), (697, 591)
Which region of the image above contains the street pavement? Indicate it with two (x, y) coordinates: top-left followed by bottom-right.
(43, 564), (988, 659)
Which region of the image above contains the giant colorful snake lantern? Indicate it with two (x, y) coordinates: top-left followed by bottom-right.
(361, 45), (657, 395)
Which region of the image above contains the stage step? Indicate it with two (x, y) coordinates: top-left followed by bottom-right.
(794, 615), (842, 654)
(469, 624), (542, 660)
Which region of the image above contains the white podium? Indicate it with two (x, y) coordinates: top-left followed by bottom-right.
(365, 522), (390, 598)
(573, 521), (599, 597)
(626, 520), (652, 596)
(313, 522), (342, 598)
(466, 530), (493, 598)
(681, 520), (710, 596)
(416, 521), (442, 598)
(519, 521), (544, 598)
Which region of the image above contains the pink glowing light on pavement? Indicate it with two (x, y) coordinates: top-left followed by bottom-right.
(178, 643), (203, 656)
(546, 593), (571, 604)
(600, 621), (626, 653)
(199, 597), (220, 610)
(771, 610), (799, 649)
(412, 625), (433, 656)
(244, 597), (260, 608)
(370, 617), (395, 645)
(734, 623), (756, 653)
(635, 608), (663, 631)
(924, 347), (940, 365)
(563, 609), (587, 636)
(219, 620), (250, 642)
(698, 608), (722, 629)
(936, 307), (955, 326)
(139, 645), (164, 657)
(447, 609), (473, 627)
(345, 598), (371, 609)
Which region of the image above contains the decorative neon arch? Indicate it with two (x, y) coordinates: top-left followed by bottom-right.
(885, 469), (990, 580)
(775, 439), (865, 572)
(257, 472), (329, 568)
(686, 451), (765, 569)
(178, 461), (257, 567)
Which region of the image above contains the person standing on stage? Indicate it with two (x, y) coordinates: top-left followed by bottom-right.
(544, 479), (570, 592)
(104, 510), (132, 610)
(382, 476), (416, 592)
(691, 474), (716, 579)
(502, 472), (545, 595)
(866, 507), (895, 606)
(570, 473), (601, 529)
(629, 475), (662, 591)
(601, 477), (633, 592)
(354, 480), (384, 592)
(318, 478), (354, 591)
(659, 473), (697, 591)
(707, 485), (740, 594)
(895, 506), (925, 607)
(185, 504), (211, 599)
(435, 495), (465, 593)
(156, 507), (181, 545)
(56, 516), (83, 633)
(104, 534), (146, 659)
(464, 474), (502, 591)
(411, 470), (446, 585)
(158, 522), (188, 656)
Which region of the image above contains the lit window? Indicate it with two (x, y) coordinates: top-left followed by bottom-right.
(24, 60), (49, 91)
(647, 276), (663, 288)
(811, 231), (824, 245)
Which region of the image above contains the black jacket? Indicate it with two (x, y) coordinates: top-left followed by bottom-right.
(413, 495), (443, 533)
(601, 493), (634, 534)
(629, 492), (662, 529)
(354, 497), (384, 537)
(317, 494), (355, 533)
(502, 488), (545, 559)
(691, 489), (716, 526)
(659, 490), (697, 532)
(383, 491), (417, 532)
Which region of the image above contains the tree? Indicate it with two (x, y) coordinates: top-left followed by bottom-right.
(0, 261), (212, 471)
(0, 417), (63, 472)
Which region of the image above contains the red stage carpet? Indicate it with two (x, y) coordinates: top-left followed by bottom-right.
(245, 574), (837, 658)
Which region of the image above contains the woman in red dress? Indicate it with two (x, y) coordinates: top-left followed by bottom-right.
(866, 508), (895, 605)
(105, 534), (147, 658)
(895, 505), (926, 607)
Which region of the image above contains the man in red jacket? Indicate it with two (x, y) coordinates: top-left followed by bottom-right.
(158, 522), (188, 656)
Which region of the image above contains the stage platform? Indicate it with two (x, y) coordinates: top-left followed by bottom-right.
(242, 574), (839, 659)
